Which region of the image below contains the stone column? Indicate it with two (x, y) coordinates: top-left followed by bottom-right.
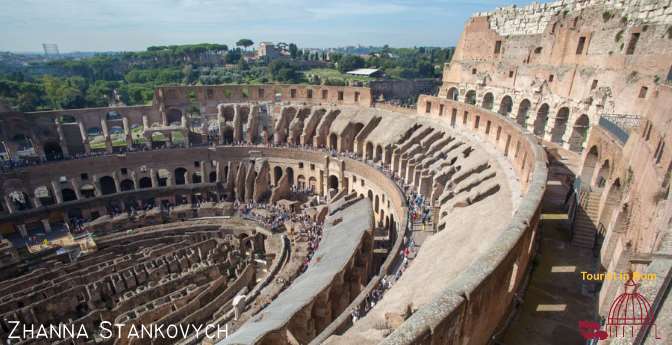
(41, 219), (52, 233)
(93, 175), (102, 197)
(54, 121), (70, 158)
(78, 121), (91, 154)
(101, 119), (113, 153)
(3, 196), (15, 214)
(71, 179), (82, 200)
(51, 181), (63, 204)
(150, 168), (159, 188)
(17, 224), (28, 238)
(123, 117), (133, 149)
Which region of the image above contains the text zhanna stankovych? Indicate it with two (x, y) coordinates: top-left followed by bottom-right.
(5, 321), (229, 340)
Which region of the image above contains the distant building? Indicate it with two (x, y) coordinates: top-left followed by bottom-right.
(42, 43), (60, 58)
(256, 42), (284, 61)
(346, 68), (384, 78)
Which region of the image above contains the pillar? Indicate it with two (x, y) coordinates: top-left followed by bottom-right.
(123, 117), (133, 149)
(71, 178), (82, 200)
(51, 181), (63, 204)
(54, 121), (70, 158)
(78, 121), (91, 154)
(17, 224), (27, 238)
(3, 196), (15, 214)
(150, 168), (159, 188)
(41, 219), (52, 233)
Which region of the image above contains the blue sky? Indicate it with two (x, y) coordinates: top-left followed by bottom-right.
(0, 0), (533, 52)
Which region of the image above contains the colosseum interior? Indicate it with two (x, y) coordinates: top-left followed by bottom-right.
(1, 0), (671, 344)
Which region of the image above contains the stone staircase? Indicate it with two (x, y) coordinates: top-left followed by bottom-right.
(571, 191), (601, 248)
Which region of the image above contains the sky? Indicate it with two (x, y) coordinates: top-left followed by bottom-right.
(0, 0), (534, 52)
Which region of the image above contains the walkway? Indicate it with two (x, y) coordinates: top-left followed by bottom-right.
(495, 146), (599, 345)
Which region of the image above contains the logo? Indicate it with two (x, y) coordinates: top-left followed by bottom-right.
(579, 278), (661, 341)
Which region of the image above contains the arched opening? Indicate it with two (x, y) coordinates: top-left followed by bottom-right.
(191, 172), (202, 184)
(120, 179), (135, 192)
(365, 142), (374, 160)
(80, 184), (96, 198)
(328, 175), (339, 191)
(598, 179), (622, 231)
(498, 95), (513, 116)
(174, 167), (188, 185)
(551, 107), (570, 143)
(222, 126), (234, 144)
(150, 132), (168, 149)
(308, 177), (317, 192)
(568, 114), (590, 152)
(375, 145), (383, 162)
(594, 160), (610, 190)
(286, 167), (294, 185)
(43, 141), (64, 161)
(62, 188), (77, 202)
(99, 176), (117, 195)
(374, 195), (380, 212)
(209, 171), (217, 183)
(329, 133), (338, 150)
(533, 103), (549, 137)
(297, 175), (306, 190)
(12, 134), (35, 157)
(516, 99), (531, 128)
(580, 146), (599, 187)
(139, 177), (152, 189)
(274, 166), (283, 185)
(166, 109), (182, 125)
(156, 169), (170, 187)
(482, 92), (494, 110)
(8, 191), (31, 211)
(35, 186), (54, 206)
(465, 90), (477, 105)
(447, 87), (459, 101)
(109, 126), (126, 148)
(86, 128), (106, 151)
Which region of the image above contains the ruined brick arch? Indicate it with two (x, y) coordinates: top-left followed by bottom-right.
(119, 179), (135, 192)
(365, 142), (374, 161)
(482, 92), (495, 110)
(465, 90), (477, 105)
(568, 114), (590, 152)
(498, 95), (513, 116)
(166, 108), (182, 125)
(533, 103), (549, 136)
(308, 176), (317, 191)
(11, 134), (35, 153)
(42, 141), (64, 161)
(99, 176), (117, 195)
(273, 166), (283, 185)
(285, 167), (294, 185)
(328, 175), (339, 191)
(80, 184), (96, 198)
(34, 185), (55, 206)
(138, 177), (152, 189)
(328, 133), (338, 150)
(375, 144), (383, 162)
(447, 87), (459, 100)
(209, 171), (217, 183)
(516, 99), (532, 128)
(222, 125), (234, 144)
(174, 167), (188, 185)
(7, 190), (32, 211)
(550, 107), (570, 143)
(339, 122), (365, 153)
(297, 175), (306, 190)
(61, 188), (77, 202)
(580, 145), (599, 185)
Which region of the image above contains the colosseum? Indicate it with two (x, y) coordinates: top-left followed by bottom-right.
(1, 0), (671, 344)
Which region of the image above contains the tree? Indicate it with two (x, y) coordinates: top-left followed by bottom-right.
(288, 43), (298, 59)
(268, 60), (300, 83)
(337, 55), (366, 73)
(236, 39), (254, 50)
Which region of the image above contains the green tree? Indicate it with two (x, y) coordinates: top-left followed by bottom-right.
(288, 43), (298, 59)
(236, 39), (254, 50)
(337, 55), (366, 73)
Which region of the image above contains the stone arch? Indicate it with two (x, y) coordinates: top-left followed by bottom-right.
(34, 186), (55, 206)
(580, 146), (599, 187)
(120, 179), (135, 192)
(465, 90), (477, 105)
(498, 95), (513, 116)
(209, 171), (217, 183)
(156, 169), (170, 187)
(594, 160), (610, 190)
(12, 134), (35, 156)
(568, 114), (590, 152)
(297, 175), (306, 190)
(166, 109), (182, 125)
(139, 177), (152, 189)
(533, 103), (549, 137)
(61, 188), (77, 202)
(365, 142), (374, 160)
(99, 176), (117, 195)
(222, 126), (234, 144)
(308, 177), (317, 191)
(58, 115), (77, 124)
(375, 145), (383, 162)
(550, 107), (570, 143)
(106, 111), (122, 121)
(482, 92), (494, 110)
(328, 175), (339, 191)
(516, 99), (531, 128)
(374, 195), (380, 212)
(274, 166), (283, 185)
(174, 167), (188, 185)
(80, 184), (96, 198)
(447, 87), (459, 101)
(8, 190), (32, 210)
(43, 141), (64, 161)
